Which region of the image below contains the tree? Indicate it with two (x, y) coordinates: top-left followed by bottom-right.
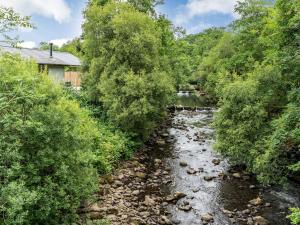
(0, 6), (33, 45)
(39, 41), (59, 50)
(0, 54), (100, 224)
(89, 0), (163, 14)
(82, 1), (174, 139)
(60, 38), (83, 58)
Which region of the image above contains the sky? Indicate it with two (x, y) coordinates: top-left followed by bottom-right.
(0, 0), (239, 48)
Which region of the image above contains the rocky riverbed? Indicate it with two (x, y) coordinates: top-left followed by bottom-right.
(80, 107), (300, 225)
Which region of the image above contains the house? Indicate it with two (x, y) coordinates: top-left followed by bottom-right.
(0, 43), (81, 89)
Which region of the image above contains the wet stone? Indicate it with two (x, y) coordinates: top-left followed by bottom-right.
(204, 176), (215, 181)
(232, 172), (242, 179)
(265, 202), (271, 207)
(179, 161), (188, 167)
(165, 192), (187, 203)
(253, 216), (269, 225)
(178, 204), (192, 212)
(192, 187), (201, 193)
(249, 197), (263, 206)
(212, 158), (221, 165)
(201, 213), (214, 223)
(187, 168), (197, 174)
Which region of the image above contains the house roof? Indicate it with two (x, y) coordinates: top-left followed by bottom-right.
(0, 45), (81, 66)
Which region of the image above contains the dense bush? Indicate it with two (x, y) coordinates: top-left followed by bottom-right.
(288, 208), (300, 225)
(191, 0), (300, 221)
(255, 96), (300, 184)
(214, 64), (284, 168)
(0, 54), (97, 224)
(200, 0), (299, 185)
(0, 54), (132, 224)
(82, 1), (175, 139)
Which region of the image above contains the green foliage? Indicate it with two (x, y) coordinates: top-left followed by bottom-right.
(39, 41), (59, 51)
(255, 98), (300, 184)
(197, 32), (236, 99)
(192, 0), (300, 197)
(60, 38), (83, 58)
(100, 70), (174, 139)
(82, 1), (175, 139)
(174, 28), (226, 85)
(90, 0), (163, 14)
(0, 6), (33, 44)
(287, 208), (300, 225)
(0, 54), (133, 224)
(0, 54), (98, 224)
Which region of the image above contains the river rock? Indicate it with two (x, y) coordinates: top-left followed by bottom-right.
(165, 192), (186, 203)
(107, 206), (118, 214)
(179, 161), (188, 167)
(247, 217), (254, 225)
(212, 159), (221, 165)
(156, 139), (166, 145)
(161, 133), (169, 138)
(132, 190), (140, 195)
(114, 180), (123, 187)
(85, 203), (102, 212)
(253, 216), (269, 225)
(249, 197), (262, 206)
(222, 209), (234, 217)
(171, 218), (181, 224)
(135, 172), (146, 179)
(154, 159), (162, 164)
(187, 168), (197, 174)
(144, 195), (156, 206)
(178, 204), (192, 211)
(192, 187), (201, 193)
(232, 172), (242, 179)
(242, 209), (251, 214)
(204, 176), (215, 181)
(201, 213), (214, 223)
(160, 215), (172, 224)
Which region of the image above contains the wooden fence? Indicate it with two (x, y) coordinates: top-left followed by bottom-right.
(64, 71), (81, 88)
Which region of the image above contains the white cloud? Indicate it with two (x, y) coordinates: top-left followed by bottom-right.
(50, 38), (70, 47)
(0, 0), (71, 23)
(175, 0), (239, 25)
(18, 41), (36, 49)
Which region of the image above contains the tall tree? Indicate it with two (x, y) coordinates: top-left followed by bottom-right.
(89, 0), (163, 14)
(0, 7), (33, 45)
(82, 1), (174, 139)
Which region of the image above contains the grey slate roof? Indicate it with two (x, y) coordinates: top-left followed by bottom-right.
(0, 45), (81, 66)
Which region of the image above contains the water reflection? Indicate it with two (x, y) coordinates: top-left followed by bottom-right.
(155, 93), (300, 225)
(176, 91), (209, 108)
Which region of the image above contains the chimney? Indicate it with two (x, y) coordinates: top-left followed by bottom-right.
(49, 43), (53, 58)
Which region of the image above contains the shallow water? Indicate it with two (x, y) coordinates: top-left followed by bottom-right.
(176, 91), (210, 108)
(149, 93), (300, 225)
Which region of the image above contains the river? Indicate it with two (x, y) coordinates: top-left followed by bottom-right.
(89, 92), (300, 225)
(148, 92), (300, 225)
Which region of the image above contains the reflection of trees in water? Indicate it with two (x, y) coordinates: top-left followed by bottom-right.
(176, 94), (207, 107)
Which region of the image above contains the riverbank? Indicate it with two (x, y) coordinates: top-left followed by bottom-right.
(78, 92), (300, 225)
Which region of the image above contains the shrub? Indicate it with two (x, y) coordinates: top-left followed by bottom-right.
(255, 90), (300, 184)
(214, 63), (285, 169)
(0, 54), (117, 224)
(287, 208), (300, 225)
